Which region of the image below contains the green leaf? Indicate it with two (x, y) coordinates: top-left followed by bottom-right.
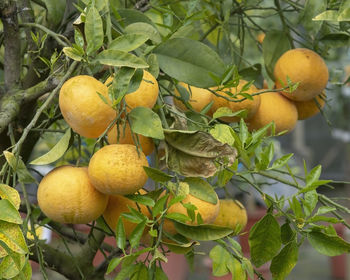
(107, 257), (122, 274)
(62, 47), (83, 61)
(131, 263), (149, 280)
(314, 206), (336, 216)
(152, 195), (168, 217)
(299, 0), (327, 35)
(0, 184), (20, 210)
(306, 165), (322, 186)
(209, 245), (230, 277)
(0, 221), (28, 254)
(125, 23), (161, 44)
(0, 251), (25, 279)
(239, 64), (262, 82)
(115, 262), (136, 280)
(129, 220), (146, 248)
(108, 67), (136, 105)
(308, 216), (340, 223)
(166, 213), (191, 223)
(262, 30), (291, 79)
(117, 9), (155, 27)
(241, 258), (253, 280)
(269, 153), (293, 170)
(320, 32), (350, 48)
(249, 213), (281, 267)
(125, 194), (155, 207)
(94, 50), (149, 68)
(257, 142), (274, 170)
(281, 222), (295, 244)
(313, 10), (339, 21)
(184, 177), (218, 204)
(85, 6), (104, 55)
(210, 124), (235, 146)
(154, 38), (226, 88)
(30, 129), (72, 165)
(0, 200), (22, 224)
(212, 107), (247, 120)
(155, 266), (168, 280)
(270, 241), (299, 280)
(43, 0), (66, 27)
(143, 166), (173, 183)
(116, 217), (126, 250)
(109, 34), (149, 52)
(12, 259), (32, 280)
(302, 190), (318, 217)
(173, 222), (233, 241)
(3, 151), (36, 184)
(129, 107), (164, 140)
(147, 54), (159, 79)
(308, 230), (350, 256)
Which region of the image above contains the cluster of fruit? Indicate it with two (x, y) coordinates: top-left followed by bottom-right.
(174, 48), (328, 134)
(37, 70), (247, 240)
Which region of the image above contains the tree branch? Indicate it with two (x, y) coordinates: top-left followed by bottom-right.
(0, 75), (60, 134)
(0, 0), (21, 91)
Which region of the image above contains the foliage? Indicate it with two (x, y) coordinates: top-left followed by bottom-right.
(1, 0), (350, 280)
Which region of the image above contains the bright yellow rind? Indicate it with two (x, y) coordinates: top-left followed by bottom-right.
(274, 48), (329, 101)
(88, 144), (149, 195)
(59, 75), (116, 138)
(213, 199), (247, 234)
(248, 92), (298, 134)
(37, 166), (108, 224)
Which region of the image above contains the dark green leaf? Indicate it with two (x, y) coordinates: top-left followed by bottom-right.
(249, 214), (281, 267)
(270, 241), (299, 280)
(308, 216), (340, 223)
(117, 9), (155, 27)
(320, 33), (350, 48)
(109, 34), (149, 52)
(299, 0), (327, 35)
(30, 129), (72, 165)
(308, 230), (350, 256)
(106, 257), (122, 274)
(129, 107), (164, 140)
(262, 30), (291, 79)
(131, 263), (149, 280)
(43, 0), (66, 27)
(94, 50), (149, 68)
(155, 266), (168, 280)
(116, 217), (126, 250)
(85, 6), (104, 55)
(129, 220), (146, 248)
(125, 23), (161, 44)
(184, 177), (218, 204)
(143, 166), (173, 183)
(290, 196), (304, 219)
(173, 221), (233, 241)
(152, 195), (168, 217)
(108, 67), (136, 105)
(281, 222), (295, 244)
(125, 194), (155, 207)
(147, 54), (159, 78)
(154, 38), (225, 88)
(239, 64), (262, 82)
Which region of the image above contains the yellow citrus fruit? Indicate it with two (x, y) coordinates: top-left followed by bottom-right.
(173, 82), (213, 113)
(213, 199), (247, 234)
(59, 75), (116, 138)
(107, 123), (154, 156)
(105, 70), (159, 109)
(88, 144), (149, 195)
(103, 191), (150, 238)
(163, 193), (220, 235)
(294, 92), (326, 120)
(248, 92), (298, 134)
(37, 166), (108, 224)
(274, 48), (329, 101)
(211, 80), (261, 123)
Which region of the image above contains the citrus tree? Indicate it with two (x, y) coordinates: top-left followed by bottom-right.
(1, 0), (350, 279)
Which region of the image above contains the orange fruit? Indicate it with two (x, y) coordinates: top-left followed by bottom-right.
(59, 75), (115, 138)
(107, 123), (154, 156)
(37, 166), (108, 224)
(163, 193), (220, 235)
(105, 70), (159, 109)
(88, 144), (149, 195)
(211, 80), (261, 123)
(274, 48), (329, 101)
(213, 199), (247, 234)
(294, 92), (326, 120)
(248, 92), (298, 134)
(173, 82), (213, 113)
(103, 191), (150, 238)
